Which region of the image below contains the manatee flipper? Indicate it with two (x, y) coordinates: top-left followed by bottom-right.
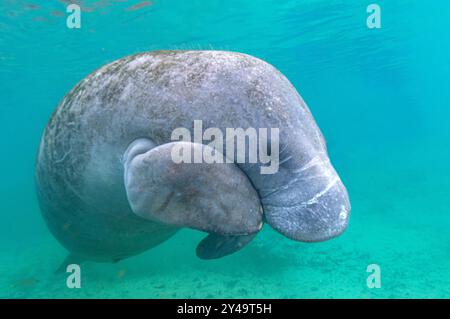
(123, 139), (263, 257)
(55, 253), (85, 274)
(196, 233), (258, 260)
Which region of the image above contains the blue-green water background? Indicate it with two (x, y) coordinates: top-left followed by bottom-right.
(0, 0), (449, 298)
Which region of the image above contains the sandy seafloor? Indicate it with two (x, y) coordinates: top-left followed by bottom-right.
(1, 0), (450, 298)
(2, 145), (449, 298)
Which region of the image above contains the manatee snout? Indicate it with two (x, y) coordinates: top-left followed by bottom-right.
(262, 154), (351, 242)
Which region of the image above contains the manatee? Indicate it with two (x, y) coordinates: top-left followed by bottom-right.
(35, 50), (350, 267)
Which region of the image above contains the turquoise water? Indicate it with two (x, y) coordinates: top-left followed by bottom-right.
(1, 0), (449, 298)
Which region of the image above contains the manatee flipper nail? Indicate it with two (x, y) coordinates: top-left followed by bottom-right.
(196, 233), (258, 260)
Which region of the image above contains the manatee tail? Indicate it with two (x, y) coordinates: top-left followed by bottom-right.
(123, 138), (263, 259)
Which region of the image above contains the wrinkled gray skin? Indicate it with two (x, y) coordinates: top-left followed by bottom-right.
(36, 50), (350, 265)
